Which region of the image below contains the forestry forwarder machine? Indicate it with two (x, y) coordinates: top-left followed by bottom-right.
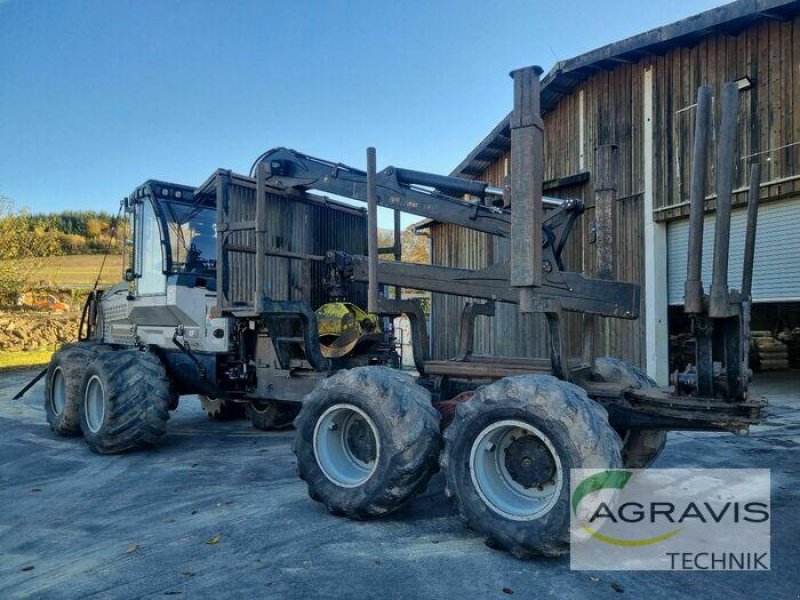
(38, 67), (765, 558)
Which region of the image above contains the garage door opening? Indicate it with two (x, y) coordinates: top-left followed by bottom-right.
(666, 197), (800, 379)
(669, 303), (800, 376)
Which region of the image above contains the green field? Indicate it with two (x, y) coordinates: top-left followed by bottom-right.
(0, 254), (122, 369)
(24, 254), (124, 287)
(0, 350), (53, 371)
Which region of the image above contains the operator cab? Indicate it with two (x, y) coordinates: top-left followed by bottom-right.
(124, 180), (217, 294)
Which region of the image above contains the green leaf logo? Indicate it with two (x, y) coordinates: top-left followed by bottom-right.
(572, 469), (682, 547)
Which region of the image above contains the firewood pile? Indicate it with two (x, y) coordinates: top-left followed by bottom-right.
(776, 328), (800, 369)
(750, 331), (789, 371)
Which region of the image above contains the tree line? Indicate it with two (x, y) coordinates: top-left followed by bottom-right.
(0, 197), (127, 304)
(0, 195), (432, 304)
(25, 209), (126, 255)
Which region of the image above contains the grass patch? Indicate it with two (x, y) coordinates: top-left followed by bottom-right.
(46, 254), (123, 287)
(6, 254), (124, 288)
(0, 350), (53, 371)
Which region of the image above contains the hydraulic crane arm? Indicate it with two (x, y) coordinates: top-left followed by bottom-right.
(248, 145), (636, 323)
(251, 147), (574, 239)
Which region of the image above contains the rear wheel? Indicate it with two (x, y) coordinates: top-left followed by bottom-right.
(44, 343), (105, 436)
(294, 367), (441, 518)
(442, 375), (622, 558)
(246, 400), (300, 430)
(79, 350), (171, 454)
(591, 357), (668, 468)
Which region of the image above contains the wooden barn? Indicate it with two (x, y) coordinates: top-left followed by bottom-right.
(421, 0), (800, 383)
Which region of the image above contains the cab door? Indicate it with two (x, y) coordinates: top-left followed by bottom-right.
(134, 197), (167, 296)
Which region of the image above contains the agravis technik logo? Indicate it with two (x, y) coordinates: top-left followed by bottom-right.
(570, 468), (770, 570)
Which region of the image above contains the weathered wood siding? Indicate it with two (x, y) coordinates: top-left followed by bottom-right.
(652, 18), (800, 218)
(430, 13), (800, 366)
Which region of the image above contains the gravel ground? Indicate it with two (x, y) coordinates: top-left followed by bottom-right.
(0, 368), (797, 599)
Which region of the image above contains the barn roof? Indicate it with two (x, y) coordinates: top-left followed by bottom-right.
(451, 0), (800, 179)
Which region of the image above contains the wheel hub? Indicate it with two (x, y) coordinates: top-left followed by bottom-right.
(469, 420), (564, 521)
(503, 435), (556, 489)
(313, 404), (381, 488)
(345, 415), (377, 464)
(51, 367), (66, 416)
(84, 374), (106, 433)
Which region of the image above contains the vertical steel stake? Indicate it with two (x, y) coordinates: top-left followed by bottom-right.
(509, 65), (545, 313)
(741, 162), (761, 300)
(254, 162), (267, 309)
(709, 82), (739, 317)
(393, 208), (401, 299)
(366, 147), (379, 314)
(684, 86), (712, 314)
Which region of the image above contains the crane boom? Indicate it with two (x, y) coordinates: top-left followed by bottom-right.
(252, 147), (574, 239)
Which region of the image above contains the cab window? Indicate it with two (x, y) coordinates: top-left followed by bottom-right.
(158, 200), (216, 275)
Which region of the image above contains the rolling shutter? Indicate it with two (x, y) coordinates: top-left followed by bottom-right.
(667, 198), (800, 305)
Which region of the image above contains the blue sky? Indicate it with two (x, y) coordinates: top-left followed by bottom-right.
(1, 0), (722, 227)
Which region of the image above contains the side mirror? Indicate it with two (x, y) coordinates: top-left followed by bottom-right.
(124, 268), (136, 282)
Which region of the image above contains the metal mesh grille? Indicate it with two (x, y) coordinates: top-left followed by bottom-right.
(215, 173), (367, 313)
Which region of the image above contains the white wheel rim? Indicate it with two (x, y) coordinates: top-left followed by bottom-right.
(84, 375), (106, 433)
(313, 404), (380, 488)
(469, 419), (563, 521)
(51, 367), (66, 416)
(252, 401), (272, 414)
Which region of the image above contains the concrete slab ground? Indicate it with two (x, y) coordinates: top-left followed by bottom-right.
(0, 368), (797, 599)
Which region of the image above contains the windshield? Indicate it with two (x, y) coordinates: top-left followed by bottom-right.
(158, 199), (217, 275)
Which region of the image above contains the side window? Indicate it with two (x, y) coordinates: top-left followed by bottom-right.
(136, 199), (166, 295)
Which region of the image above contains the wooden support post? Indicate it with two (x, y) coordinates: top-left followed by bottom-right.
(642, 66), (669, 385)
(594, 144), (619, 280)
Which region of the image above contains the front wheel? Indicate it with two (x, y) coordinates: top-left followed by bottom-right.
(79, 350), (171, 454)
(44, 342), (107, 436)
(442, 375), (622, 558)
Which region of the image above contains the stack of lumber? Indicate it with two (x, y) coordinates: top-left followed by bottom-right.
(668, 333), (695, 372)
(751, 331), (789, 371)
(777, 328), (800, 369)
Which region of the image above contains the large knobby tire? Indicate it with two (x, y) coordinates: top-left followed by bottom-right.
(592, 357), (668, 468)
(79, 350), (171, 454)
(44, 343), (103, 436)
(294, 367), (441, 518)
(247, 400), (300, 430)
(442, 375), (623, 559)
